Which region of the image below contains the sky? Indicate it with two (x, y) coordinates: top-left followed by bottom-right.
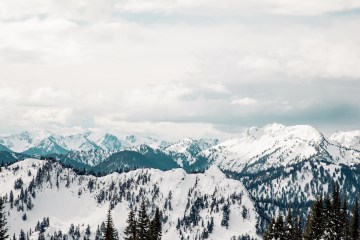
(0, 0), (360, 139)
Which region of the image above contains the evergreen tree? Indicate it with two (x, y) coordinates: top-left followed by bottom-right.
(0, 198), (9, 240)
(148, 207), (162, 240)
(323, 192), (334, 238)
(264, 218), (276, 240)
(19, 230), (26, 240)
(137, 200), (149, 240)
(284, 208), (293, 239)
(340, 194), (349, 239)
(274, 214), (285, 240)
(303, 196), (324, 240)
(221, 204), (230, 229)
(331, 183), (342, 238)
(85, 225), (91, 240)
(102, 207), (118, 240)
(293, 215), (302, 240)
(350, 197), (359, 240)
(95, 226), (102, 240)
(124, 208), (137, 240)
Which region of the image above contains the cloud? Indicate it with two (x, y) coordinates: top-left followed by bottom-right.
(0, 88), (21, 104)
(231, 97), (258, 106)
(93, 117), (232, 140)
(23, 108), (72, 125)
(114, 0), (360, 16)
(0, 0), (359, 136)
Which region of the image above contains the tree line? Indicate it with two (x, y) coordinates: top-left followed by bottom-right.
(264, 183), (360, 240)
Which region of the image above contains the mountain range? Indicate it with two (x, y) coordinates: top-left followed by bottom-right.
(1, 123), (360, 239)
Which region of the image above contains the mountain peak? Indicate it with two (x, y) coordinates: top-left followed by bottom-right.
(330, 130), (360, 151)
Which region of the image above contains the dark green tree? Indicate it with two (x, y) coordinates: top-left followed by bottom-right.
(350, 197), (359, 240)
(340, 194), (349, 239)
(293, 215), (302, 240)
(274, 214), (285, 240)
(102, 207), (118, 240)
(137, 200), (149, 240)
(148, 207), (162, 240)
(331, 183), (342, 238)
(284, 208), (293, 239)
(0, 198), (9, 240)
(303, 196), (324, 240)
(124, 208), (137, 240)
(264, 218), (276, 240)
(322, 192), (334, 238)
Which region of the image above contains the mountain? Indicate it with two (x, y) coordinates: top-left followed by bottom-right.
(0, 151), (29, 165)
(0, 159), (261, 240)
(194, 124), (360, 173)
(22, 138), (69, 156)
(1, 123), (360, 233)
(93, 145), (181, 173)
(58, 149), (116, 167)
(0, 131), (35, 153)
(163, 138), (219, 169)
(0, 143), (11, 152)
(187, 124), (360, 222)
(330, 130), (360, 151)
(124, 135), (172, 149)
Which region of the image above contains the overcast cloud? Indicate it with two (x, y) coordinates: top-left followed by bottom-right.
(0, 0), (359, 139)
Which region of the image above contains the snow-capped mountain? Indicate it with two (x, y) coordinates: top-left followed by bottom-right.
(22, 138), (69, 156)
(0, 131), (36, 153)
(0, 131), (174, 155)
(330, 130), (360, 151)
(194, 124), (360, 173)
(92, 145), (181, 172)
(124, 135), (172, 150)
(163, 138), (219, 168)
(0, 159), (260, 240)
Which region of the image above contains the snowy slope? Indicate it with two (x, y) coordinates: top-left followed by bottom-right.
(22, 138), (69, 155)
(0, 131), (35, 153)
(196, 124), (360, 173)
(163, 138), (219, 168)
(330, 130), (360, 151)
(0, 159), (260, 240)
(124, 135), (172, 150)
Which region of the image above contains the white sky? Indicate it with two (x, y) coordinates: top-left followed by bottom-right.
(0, 0), (359, 139)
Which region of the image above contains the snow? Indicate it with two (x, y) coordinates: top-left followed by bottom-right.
(196, 123), (360, 173)
(0, 159), (260, 240)
(197, 124), (326, 172)
(330, 130), (360, 151)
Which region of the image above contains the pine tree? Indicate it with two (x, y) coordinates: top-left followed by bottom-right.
(19, 230), (26, 240)
(323, 192), (334, 238)
(95, 226), (102, 240)
(284, 208), (293, 239)
(221, 204), (230, 229)
(102, 207), (118, 240)
(148, 207), (162, 240)
(264, 218), (276, 240)
(331, 183), (342, 238)
(303, 196), (324, 240)
(124, 208), (137, 240)
(340, 194), (349, 239)
(137, 200), (149, 240)
(350, 197), (359, 240)
(274, 214), (285, 240)
(0, 198), (9, 240)
(293, 215), (302, 240)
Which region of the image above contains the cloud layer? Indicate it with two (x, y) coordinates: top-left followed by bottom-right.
(0, 0), (359, 138)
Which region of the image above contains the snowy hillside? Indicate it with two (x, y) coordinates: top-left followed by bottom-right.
(163, 138), (219, 168)
(330, 130), (360, 151)
(0, 159), (260, 240)
(195, 124), (360, 173)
